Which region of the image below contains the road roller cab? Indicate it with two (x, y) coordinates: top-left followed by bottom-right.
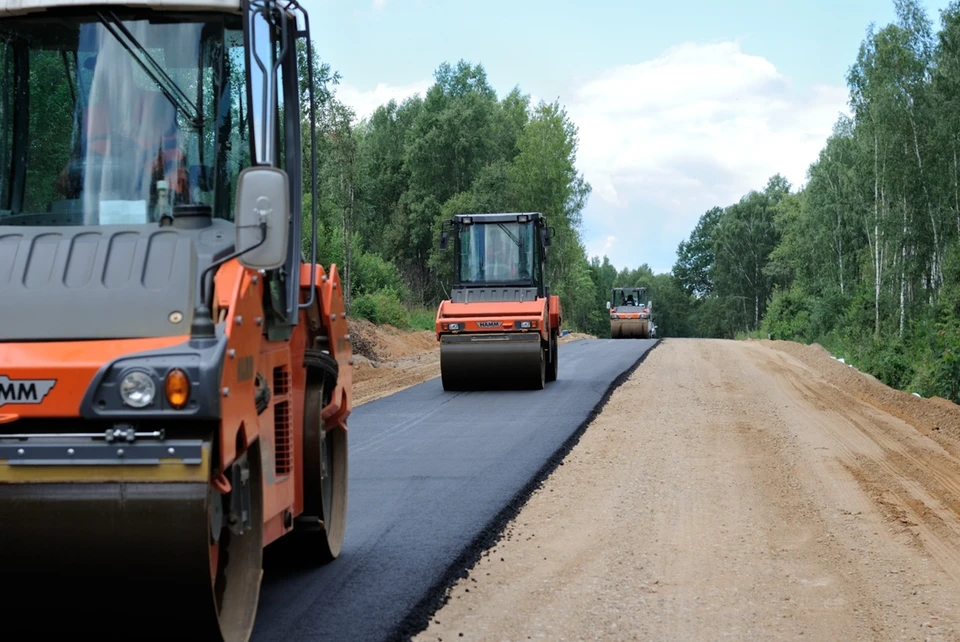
(608, 287), (653, 339)
(0, 0), (351, 638)
(435, 212), (562, 391)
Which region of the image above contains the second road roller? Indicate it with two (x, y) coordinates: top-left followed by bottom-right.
(607, 287), (654, 338)
(0, 0), (351, 638)
(435, 212), (562, 391)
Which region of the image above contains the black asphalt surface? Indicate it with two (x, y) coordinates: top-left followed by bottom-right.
(253, 337), (659, 642)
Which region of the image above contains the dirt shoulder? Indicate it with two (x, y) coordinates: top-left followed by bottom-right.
(414, 338), (960, 642)
(757, 339), (960, 449)
(349, 319), (595, 406)
(348, 318), (439, 407)
(559, 331), (594, 344)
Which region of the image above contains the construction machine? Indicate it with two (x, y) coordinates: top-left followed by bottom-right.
(607, 287), (653, 338)
(435, 212), (561, 391)
(0, 0), (351, 639)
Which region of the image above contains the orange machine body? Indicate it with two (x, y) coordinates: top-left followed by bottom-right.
(0, 259), (352, 549)
(435, 296), (561, 342)
(608, 306), (650, 321)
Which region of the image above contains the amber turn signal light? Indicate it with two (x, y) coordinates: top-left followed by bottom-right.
(165, 369), (190, 409)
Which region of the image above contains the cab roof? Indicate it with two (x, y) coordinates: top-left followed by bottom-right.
(452, 212), (543, 224)
(0, 0), (242, 17)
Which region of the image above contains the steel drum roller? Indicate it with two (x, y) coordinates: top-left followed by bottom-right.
(440, 333), (544, 391)
(0, 439), (264, 641)
(611, 319), (650, 339)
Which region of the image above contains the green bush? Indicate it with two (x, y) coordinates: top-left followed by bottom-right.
(809, 289), (847, 341)
(762, 285), (812, 341)
(408, 307), (436, 331)
(908, 359), (941, 398)
(351, 288), (410, 327)
(856, 339), (914, 391)
(926, 309), (960, 402)
(352, 252), (408, 299)
(933, 335), (960, 402)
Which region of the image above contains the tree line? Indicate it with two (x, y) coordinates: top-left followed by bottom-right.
(305, 0), (959, 401)
(305, 56), (608, 332)
(656, 0), (960, 402)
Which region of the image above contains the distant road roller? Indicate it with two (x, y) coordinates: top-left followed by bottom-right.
(435, 212), (562, 391)
(608, 287), (653, 338)
(0, 0), (351, 638)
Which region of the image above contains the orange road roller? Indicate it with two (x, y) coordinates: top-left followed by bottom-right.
(0, 0), (350, 638)
(608, 287), (653, 339)
(435, 213), (562, 391)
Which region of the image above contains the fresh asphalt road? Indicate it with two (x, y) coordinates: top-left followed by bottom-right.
(252, 338), (658, 642)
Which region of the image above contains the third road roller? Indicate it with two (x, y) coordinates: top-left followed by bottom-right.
(435, 213), (562, 391)
(608, 287), (655, 338)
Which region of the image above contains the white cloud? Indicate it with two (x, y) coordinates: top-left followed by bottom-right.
(569, 40), (850, 273)
(372, 0), (386, 10)
(337, 79), (432, 123)
(586, 235), (617, 260)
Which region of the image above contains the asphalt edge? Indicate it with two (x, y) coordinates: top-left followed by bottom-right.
(387, 338), (664, 642)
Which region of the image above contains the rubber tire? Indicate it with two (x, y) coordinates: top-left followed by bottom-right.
(213, 442), (266, 642)
(545, 332), (558, 383)
(282, 378), (348, 565)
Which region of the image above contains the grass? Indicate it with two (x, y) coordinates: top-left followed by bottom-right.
(408, 307), (436, 331)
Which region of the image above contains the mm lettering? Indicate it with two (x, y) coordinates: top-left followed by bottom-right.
(0, 376), (56, 408)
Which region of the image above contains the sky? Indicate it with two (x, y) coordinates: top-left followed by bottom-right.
(303, 0), (955, 274)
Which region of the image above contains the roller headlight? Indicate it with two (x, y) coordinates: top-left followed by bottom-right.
(449, 323), (461, 331)
(120, 371), (156, 408)
(519, 321), (531, 329)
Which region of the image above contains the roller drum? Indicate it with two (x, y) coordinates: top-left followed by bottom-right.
(440, 333), (544, 391)
(610, 319), (650, 339)
(0, 439), (264, 641)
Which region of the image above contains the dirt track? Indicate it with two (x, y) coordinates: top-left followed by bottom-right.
(414, 338), (960, 641)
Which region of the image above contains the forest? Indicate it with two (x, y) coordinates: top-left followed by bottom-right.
(666, 0), (960, 402)
(302, 0), (959, 402)
(300, 56), (599, 333)
(304, 53), (680, 340)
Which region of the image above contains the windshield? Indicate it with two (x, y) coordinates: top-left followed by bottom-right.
(0, 11), (251, 226)
(614, 289), (645, 307)
(458, 221), (536, 284)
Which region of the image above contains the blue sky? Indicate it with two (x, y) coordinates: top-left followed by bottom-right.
(304, 0), (954, 274)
